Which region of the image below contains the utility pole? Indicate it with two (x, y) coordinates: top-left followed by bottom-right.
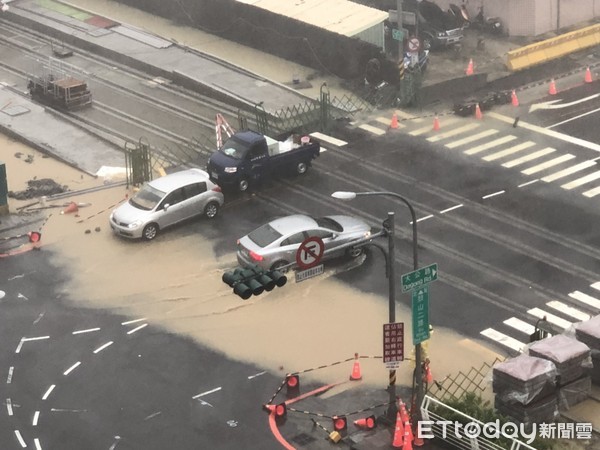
(397, 0), (403, 62)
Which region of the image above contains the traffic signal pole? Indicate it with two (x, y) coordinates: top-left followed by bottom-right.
(384, 212), (398, 420)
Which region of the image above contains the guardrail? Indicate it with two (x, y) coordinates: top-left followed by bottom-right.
(506, 24), (600, 71)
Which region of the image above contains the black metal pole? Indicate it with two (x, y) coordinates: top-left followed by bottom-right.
(386, 212), (398, 420)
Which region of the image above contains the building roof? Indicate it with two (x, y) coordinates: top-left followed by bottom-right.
(236, 0), (388, 36)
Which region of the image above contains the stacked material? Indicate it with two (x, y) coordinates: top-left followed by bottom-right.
(574, 315), (600, 384)
(529, 335), (591, 385)
(493, 354), (558, 424)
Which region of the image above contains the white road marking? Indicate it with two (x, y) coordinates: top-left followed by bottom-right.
(439, 204), (463, 214)
(7, 398), (13, 416)
(569, 290), (600, 309)
(541, 160), (596, 182)
(394, 110), (419, 120)
(192, 386), (222, 399)
(521, 154), (575, 175)
(14, 430), (26, 448)
(482, 190), (505, 200)
(63, 362), (81, 376)
(518, 179), (539, 188)
(358, 123), (386, 135)
(7, 366), (13, 384)
(309, 132), (347, 147)
(503, 317), (536, 335)
(127, 323), (148, 335)
(445, 129), (498, 148)
(409, 117), (459, 136)
(42, 385), (55, 400)
(15, 339), (24, 354)
(93, 341), (113, 354)
(582, 185), (600, 197)
(23, 336), (50, 342)
(376, 116), (405, 128)
(527, 308), (572, 329)
(591, 282), (600, 291)
(72, 327), (101, 335)
(34, 438), (42, 450)
(33, 410), (40, 426)
(319, 147), (327, 153)
(503, 148), (556, 168)
(33, 312), (45, 324)
(144, 411), (162, 421)
(561, 170), (600, 189)
(483, 141), (536, 161)
(548, 105), (600, 129)
(464, 135), (517, 155)
(415, 214), (434, 223)
(427, 123), (480, 142)
(547, 301), (590, 321)
(480, 328), (524, 352)
(121, 318), (147, 325)
(247, 371), (267, 380)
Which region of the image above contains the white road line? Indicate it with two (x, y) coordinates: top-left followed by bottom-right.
(42, 385), (55, 400)
(247, 371), (267, 380)
(415, 214), (434, 223)
(127, 323), (148, 335)
(488, 112), (600, 153)
(121, 318), (147, 325)
(591, 282), (600, 291)
(409, 117), (459, 136)
(376, 117), (405, 128)
(482, 190), (505, 200)
(427, 123), (480, 142)
(445, 129), (498, 148)
(93, 341), (113, 354)
(7, 398), (13, 416)
(569, 290), (600, 309)
(394, 110), (418, 120)
(480, 328), (525, 352)
(34, 438), (42, 450)
(518, 179), (539, 188)
(464, 135), (517, 155)
(548, 106), (600, 129)
(561, 170), (600, 189)
(358, 123), (386, 135)
(192, 386), (222, 399)
(15, 339), (24, 354)
(63, 362), (81, 376)
(309, 132), (347, 147)
(483, 141), (536, 161)
(23, 336), (50, 342)
(72, 327), (101, 335)
(527, 308), (572, 329)
(503, 148), (556, 168)
(14, 430), (26, 448)
(319, 147), (327, 153)
(541, 160), (596, 182)
(547, 301), (590, 321)
(582, 185), (600, 198)
(503, 317), (536, 335)
(521, 154), (575, 175)
(33, 312), (45, 324)
(33, 410), (40, 426)
(7, 366), (13, 384)
(439, 204), (463, 214)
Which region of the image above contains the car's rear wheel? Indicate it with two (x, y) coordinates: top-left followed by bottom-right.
(347, 247), (364, 258)
(270, 260), (289, 273)
(142, 223), (159, 241)
(296, 162), (308, 175)
(238, 178), (249, 192)
(204, 201), (220, 219)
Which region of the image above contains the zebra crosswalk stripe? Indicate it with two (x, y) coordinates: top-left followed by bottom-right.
(561, 170), (600, 190)
(591, 282), (600, 291)
(569, 290), (600, 309)
(464, 135), (517, 155)
(427, 123), (480, 142)
(483, 141), (536, 162)
(541, 160), (596, 182)
(521, 154), (575, 175)
(503, 317), (535, 335)
(502, 147), (555, 168)
(582, 185), (600, 198)
(376, 117), (405, 128)
(445, 129), (498, 149)
(546, 301), (590, 321)
(358, 124), (386, 136)
(480, 328), (525, 352)
(528, 308), (572, 329)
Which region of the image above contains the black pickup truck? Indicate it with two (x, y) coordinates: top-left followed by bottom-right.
(207, 130), (320, 192)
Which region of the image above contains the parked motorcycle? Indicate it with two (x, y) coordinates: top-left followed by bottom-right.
(473, 7), (503, 35)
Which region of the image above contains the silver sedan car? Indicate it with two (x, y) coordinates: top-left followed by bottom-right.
(237, 214), (371, 271)
(110, 168), (224, 240)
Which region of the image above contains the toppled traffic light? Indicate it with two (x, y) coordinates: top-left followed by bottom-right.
(222, 264), (287, 299)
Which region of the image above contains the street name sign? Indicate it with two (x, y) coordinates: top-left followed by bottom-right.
(295, 264), (324, 283)
(412, 285), (430, 345)
(401, 263), (438, 293)
(383, 322), (404, 369)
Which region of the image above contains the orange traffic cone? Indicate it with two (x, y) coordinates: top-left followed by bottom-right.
(349, 353), (362, 381)
(61, 201), (78, 215)
(432, 115), (440, 131)
(392, 412), (405, 448)
(584, 67), (593, 83)
(390, 112), (399, 129)
(465, 58), (474, 76)
(354, 415), (376, 430)
(399, 399), (410, 424)
(511, 90), (519, 107)
(402, 424), (413, 450)
(413, 423), (425, 447)
(548, 79), (557, 95)
(474, 103), (483, 120)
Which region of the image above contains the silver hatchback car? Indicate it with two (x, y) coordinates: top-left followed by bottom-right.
(110, 168), (224, 240)
(237, 214), (371, 271)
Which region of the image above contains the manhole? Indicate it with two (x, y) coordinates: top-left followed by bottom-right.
(290, 433), (317, 446)
(1, 105), (30, 117)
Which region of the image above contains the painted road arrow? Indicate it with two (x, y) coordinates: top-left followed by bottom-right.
(529, 93), (600, 113)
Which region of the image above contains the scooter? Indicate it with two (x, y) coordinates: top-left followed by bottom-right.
(473, 7), (503, 35)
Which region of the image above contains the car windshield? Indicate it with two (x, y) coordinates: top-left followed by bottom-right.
(220, 137), (248, 160)
(248, 223), (283, 248)
(129, 183), (166, 211)
(314, 217), (343, 232)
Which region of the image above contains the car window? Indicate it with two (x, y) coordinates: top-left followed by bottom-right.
(249, 144), (264, 160)
(160, 187), (185, 208)
(280, 232), (306, 247)
(306, 229), (333, 239)
(220, 137), (247, 159)
(129, 183), (166, 211)
(314, 217), (343, 232)
(248, 223), (282, 248)
(184, 182), (207, 199)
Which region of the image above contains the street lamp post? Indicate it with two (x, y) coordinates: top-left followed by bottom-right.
(331, 190), (423, 422)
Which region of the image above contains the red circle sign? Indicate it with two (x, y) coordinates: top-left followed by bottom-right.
(296, 237), (324, 269)
(408, 37), (420, 52)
